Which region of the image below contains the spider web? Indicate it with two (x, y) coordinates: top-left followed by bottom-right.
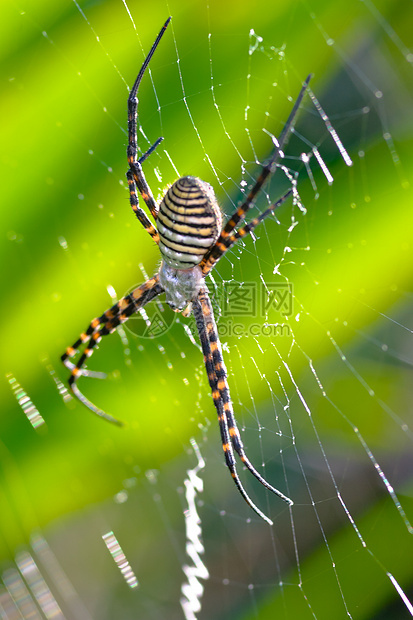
(1, 0), (413, 619)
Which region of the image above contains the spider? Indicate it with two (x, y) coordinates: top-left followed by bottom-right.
(62, 17), (311, 526)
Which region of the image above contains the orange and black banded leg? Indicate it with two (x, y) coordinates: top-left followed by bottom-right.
(197, 288), (293, 511)
(207, 327), (293, 506)
(231, 188), (294, 243)
(126, 169), (159, 242)
(201, 189), (294, 276)
(213, 188), (295, 264)
(129, 162), (160, 222)
(126, 17), (171, 222)
(62, 276), (163, 425)
(61, 275), (161, 371)
(61, 317), (107, 378)
(193, 287), (278, 525)
(68, 322), (124, 426)
(200, 171), (276, 275)
(201, 75), (311, 276)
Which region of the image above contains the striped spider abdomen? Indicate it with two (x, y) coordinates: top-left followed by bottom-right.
(157, 176), (222, 269)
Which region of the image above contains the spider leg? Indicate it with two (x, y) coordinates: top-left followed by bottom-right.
(61, 279), (159, 369)
(63, 361), (107, 380)
(193, 289), (274, 525)
(197, 287), (293, 504)
(138, 137), (164, 165)
(201, 75), (311, 274)
(127, 17), (171, 223)
(62, 275), (163, 425)
(127, 169), (159, 243)
(231, 188), (293, 242)
(62, 317), (106, 371)
(193, 287), (292, 524)
(200, 189), (293, 273)
(128, 161), (159, 221)
(125, 134), (165, 241)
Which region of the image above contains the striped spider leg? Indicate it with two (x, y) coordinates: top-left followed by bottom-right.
(126, 16), (172, 243)
(193, 287), (292, 526)
(62, 17), (311, 523)
(62, 276), (163, 425)
(200, 72), (311, 276)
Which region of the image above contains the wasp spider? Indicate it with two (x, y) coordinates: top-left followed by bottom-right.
(62, 17), (311, 525)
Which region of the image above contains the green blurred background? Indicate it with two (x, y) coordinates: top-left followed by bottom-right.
(1, 0), (413, 618)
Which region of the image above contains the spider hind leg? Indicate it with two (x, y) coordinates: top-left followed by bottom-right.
(201, 74), (312, 276)
(193, 287), (292, 524)
(61, 277), (163, 426)
(63, 359), (106, 380)
(67, 324), (124, 426)
(69, 377), (123, 426)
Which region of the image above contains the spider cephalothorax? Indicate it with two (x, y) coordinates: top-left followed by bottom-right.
(62, 17), (311, 525)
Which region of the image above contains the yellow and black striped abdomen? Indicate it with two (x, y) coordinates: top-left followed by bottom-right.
(157, 176), (222, 269)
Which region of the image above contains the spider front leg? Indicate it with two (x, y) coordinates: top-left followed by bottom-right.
(126, 17), (171, 226)
(62, 276), (163, 425)
(193, 287), (292, 525)
(201, 188), (294, 274)
(201, 74), (311, 275)
(126, 169), (159, 243)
